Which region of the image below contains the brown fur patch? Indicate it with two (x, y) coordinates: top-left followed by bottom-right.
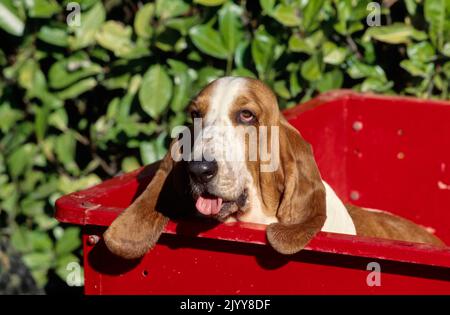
(266, 118), (327, 254)
(103, 142), (176, 259)
(346, 204), (445, 247)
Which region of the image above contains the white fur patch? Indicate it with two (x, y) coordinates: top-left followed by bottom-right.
(193, 77), (250, 200)
(321, 181), (357, 235)
(234, 179), (356, 234)
(235, 175), (278, 225)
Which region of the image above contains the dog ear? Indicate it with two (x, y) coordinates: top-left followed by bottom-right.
(266, 118), (326, 255)
(103, 141), (179, 259)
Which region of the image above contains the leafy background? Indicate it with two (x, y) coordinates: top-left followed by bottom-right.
(0, 0), (449, 293)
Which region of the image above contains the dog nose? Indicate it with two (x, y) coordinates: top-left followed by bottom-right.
(188, 159), (218, 183)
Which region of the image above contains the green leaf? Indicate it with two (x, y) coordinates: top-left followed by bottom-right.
(169, 61), (193, 112)
(274, 80), (291, 99)
(35, 104), (50, 142)
(360, 40), (376, 63)
(116, 75), (142, 120)
(289, 70), (302, 97)
(301, 55), (323, 82)
(30, 230), (53, 252)
(272, 4), (301, 27)
(334, 0), (368, 35)
(23, 252), (53, 270)
(134, 3), (155, 39)
(0, 48), (6, 66)
(407, 42), (436, 63)
(156, 0), (190, 19)
(0, 103), (24, 133)
(18, 185), (40, 206)
(101, 73), (131, 90)
(334, 0), (352, 35)
(139, 64), (173, 119)
(400, 59), (433, 78)
(442, 61), (450, 78)
(7, 143), (37, 178)
(48, 53), (102, 89)
(55, 227), (81, 256)
(231, 67), (256, 78)
(56, 78), (97, 100)
(442, 42), (450, 57)
(69, 2), (106, 50)
(140, 133), (168, 164)
(234, 40), (249, 69)
(0, 2), (25, 36)
(405, 0), (418, 15)
(37, 25), (68, 47)
(18, 59), (46, 94)
(36, 214), (59, 231)
(58, 174), (101, 195)
(196, 67), (224, 88)
(317, 69), (344, 93)
(189, 25), (228, 59)
(12, 226), (53, 253)
(288, 35), (314, 54)
(218, 2), (244, 55)
(347, 59), (386, 80)
(121, 156), (141, 173)
(363, 23), (427, 44)
(251, 26), (276, 77)
(55, 132), (79, 175)
(95, 21), (135, 57)
(49, 108), (68, 131)
(323, 42), (347, 65)
(194, 0), (227, 6)
(361, 77), (394, 93)
(260, 0), (275, 15)
(26, 0), (61, 18)
(165, 16), (202, 36)
(303, 0), (325, 32)
(424, 0), (449, 51)
(11, 227), (31, 252)
(288, 31), (324, 54)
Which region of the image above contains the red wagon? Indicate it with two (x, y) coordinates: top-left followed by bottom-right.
(55, 90), (450, 295)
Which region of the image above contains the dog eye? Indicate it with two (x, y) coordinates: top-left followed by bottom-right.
(238, 110), (256, 124)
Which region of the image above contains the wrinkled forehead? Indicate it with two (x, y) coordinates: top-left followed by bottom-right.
(195, 77), (246, 125)
(193, 77), (278, 125)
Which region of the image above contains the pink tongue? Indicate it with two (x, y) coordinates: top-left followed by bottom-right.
(195, 196), (223, 216)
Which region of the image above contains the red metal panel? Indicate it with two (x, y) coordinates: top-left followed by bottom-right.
(83, 228), (450, 295)
(345, 95), (450, 242)
(55, 90), (450, 294)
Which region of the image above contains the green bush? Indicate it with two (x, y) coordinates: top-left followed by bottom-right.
(0, 0), (449, 289)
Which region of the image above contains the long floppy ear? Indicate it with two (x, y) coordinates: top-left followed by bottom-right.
(266, 118), (326, 255)
(103, 142), (177, 259)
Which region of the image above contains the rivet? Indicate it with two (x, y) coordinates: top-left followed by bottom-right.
(353, 148), (362, 158)
(87, 235), (100, 245)
(350, 191), (360, 201)
(397, 152), (405, 159)
(352, 121), (363, 131)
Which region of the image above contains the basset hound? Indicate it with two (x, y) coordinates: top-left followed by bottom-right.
(104, 77), (445, 259)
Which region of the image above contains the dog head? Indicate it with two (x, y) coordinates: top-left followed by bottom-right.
(104, 76), (326, 259)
